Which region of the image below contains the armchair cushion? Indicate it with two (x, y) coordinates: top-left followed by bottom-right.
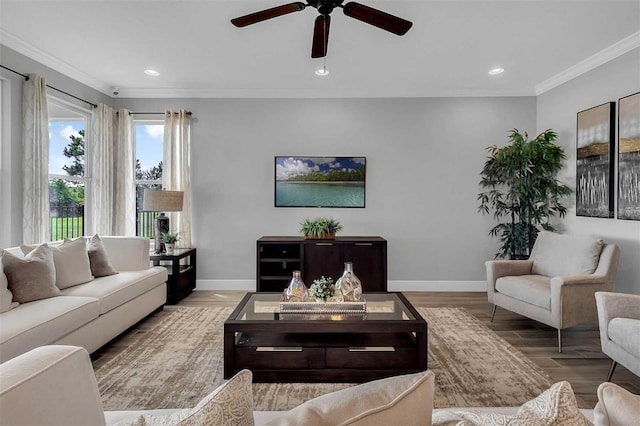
(495, 275), (551, 309)
(608, 318), (640, 357)
(530, 231), (603, 278)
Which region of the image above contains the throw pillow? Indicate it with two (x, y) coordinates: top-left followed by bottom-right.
(432, 381), (589, 426)
(0, 244), (61, 303)
(593, 382), (640, 426)
(0, 260), (19, 312)
(21, 237), (94, 289)
(87, 235), (118, 277)
(112, 369), (254, 426)
(264, 370), (435, 426)
(530, 231), (604, 278)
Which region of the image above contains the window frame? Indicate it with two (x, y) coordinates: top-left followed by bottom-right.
(134, 119), (164, 238)
(47, 95), (92, 238)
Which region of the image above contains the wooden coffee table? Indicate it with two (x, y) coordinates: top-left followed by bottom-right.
(224, 292), (427, 383)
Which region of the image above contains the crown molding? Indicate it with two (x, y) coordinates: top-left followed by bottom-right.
(116, 87), (534, 99)
(0, 29), (112, 96)
(535, 31), (640, 96)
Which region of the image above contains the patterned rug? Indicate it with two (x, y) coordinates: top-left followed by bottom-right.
(94, 306), (553, 411)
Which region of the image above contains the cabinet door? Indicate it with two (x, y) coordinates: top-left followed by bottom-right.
(304, 242), (343, 283)
(342, 242), (386, 292)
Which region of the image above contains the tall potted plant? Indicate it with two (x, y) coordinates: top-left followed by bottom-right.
(478, 129), (572, 259)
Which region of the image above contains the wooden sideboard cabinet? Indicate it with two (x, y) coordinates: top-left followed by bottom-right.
(256, 236), (387, 293)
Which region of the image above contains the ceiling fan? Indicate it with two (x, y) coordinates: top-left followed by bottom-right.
(231, 1), (413, 58)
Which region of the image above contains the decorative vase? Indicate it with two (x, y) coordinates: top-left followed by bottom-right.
(165, 243), (175, 255)
(285, 271), (308, 302)
(335, 262), (362, 302)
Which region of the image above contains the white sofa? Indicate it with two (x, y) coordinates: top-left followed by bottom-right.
(8, 346), (637, 426)
(0, 237), (167, 363)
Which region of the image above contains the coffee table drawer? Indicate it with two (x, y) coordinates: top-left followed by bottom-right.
(234, 347), (325, 369)
(326, 347), (417, 369)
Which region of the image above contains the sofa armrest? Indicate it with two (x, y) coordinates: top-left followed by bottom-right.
(596, 292), (640, 345)
(550, 276), (613, 329)
(486, 260), (533, 291)
(0, 345), (106, 426)
(595, 291), (640, 321)
(98, 236), (151, 271)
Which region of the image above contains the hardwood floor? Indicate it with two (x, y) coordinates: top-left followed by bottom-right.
(175, 290), (640, 408)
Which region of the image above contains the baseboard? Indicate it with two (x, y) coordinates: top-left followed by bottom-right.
(196, 280), (486, 292)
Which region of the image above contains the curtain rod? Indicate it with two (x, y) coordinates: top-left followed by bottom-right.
(129, 111), (192, 116)
(0, 64), (98, 109)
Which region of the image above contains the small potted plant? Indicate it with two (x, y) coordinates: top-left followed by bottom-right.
(300, 217), (343, 239)
(161, 232), (180, 254)
(309, 276), (337, 303)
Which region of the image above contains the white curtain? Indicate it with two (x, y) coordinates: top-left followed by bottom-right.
(112, 109), (135, 235)
(22, 74), (50, 244)
(90, 104), (135, 235)
(163, 110), (192, 248)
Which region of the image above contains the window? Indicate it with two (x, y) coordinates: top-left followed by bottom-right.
(134, 121), (164, 237)
(48, 97), (90, 241)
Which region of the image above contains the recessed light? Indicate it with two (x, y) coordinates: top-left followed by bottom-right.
(144, 69), (160, 77)
(488, 67), (504, 76)
(315, 66), (329, 77)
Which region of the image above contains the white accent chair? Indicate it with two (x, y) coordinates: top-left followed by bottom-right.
(595, 292), (640, 381)
(487, 231), (620, 352)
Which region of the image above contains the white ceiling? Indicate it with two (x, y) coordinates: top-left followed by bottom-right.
(1, 0), (639, 98)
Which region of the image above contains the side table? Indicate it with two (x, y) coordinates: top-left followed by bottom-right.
(150, 248), (197, 304)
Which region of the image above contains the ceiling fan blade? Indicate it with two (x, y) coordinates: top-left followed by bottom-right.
(342, 2), (412, 36)
(311, 15), (331, 58)
(231, 2), (306, 27)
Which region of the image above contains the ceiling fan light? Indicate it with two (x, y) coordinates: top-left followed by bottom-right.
(315, 66), (329, 76)
(488, 67), (504, 76)
(144, 69), (160, 77)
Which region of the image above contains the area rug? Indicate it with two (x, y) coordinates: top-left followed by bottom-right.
(94, 306), (553, 411)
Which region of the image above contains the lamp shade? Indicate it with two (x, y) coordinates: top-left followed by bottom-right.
(143, 189), (184, 212)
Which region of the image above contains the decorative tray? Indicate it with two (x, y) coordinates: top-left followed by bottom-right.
(279, 299), (367, 315)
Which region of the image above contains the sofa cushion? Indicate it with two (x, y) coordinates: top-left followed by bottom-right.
(0, 261), (18, 313)
(22, 237), (94, 289)
(61, 268), (167, 314)
(593, 382), (640, 426)
(0, 296), (100, 363)
(88, 235), (118, 277)
(495, 275), (551, 309)
(530, 231), (603, 278)
(432, 381), (589, 426)
(608, 317), (640, 358)
(263, 370), (434, 426)
(111, 370), (254, 426)
(1, 243), (61, 303)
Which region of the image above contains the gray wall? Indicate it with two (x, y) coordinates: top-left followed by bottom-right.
(537, 49), (640, 294)
(117, 97), (536, 289)
(0, 45), (112, 248)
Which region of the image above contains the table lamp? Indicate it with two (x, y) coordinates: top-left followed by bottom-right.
(142, 189), (184, 253)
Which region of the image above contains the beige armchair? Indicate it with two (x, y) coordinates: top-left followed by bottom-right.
(487, 231), (620, 352)
(595, 292), (640, 381)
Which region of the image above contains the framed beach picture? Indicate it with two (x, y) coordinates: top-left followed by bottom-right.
(618, 92), (640, 221)
(274, 156), (366, 208)
(576, 102), (615, 218)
